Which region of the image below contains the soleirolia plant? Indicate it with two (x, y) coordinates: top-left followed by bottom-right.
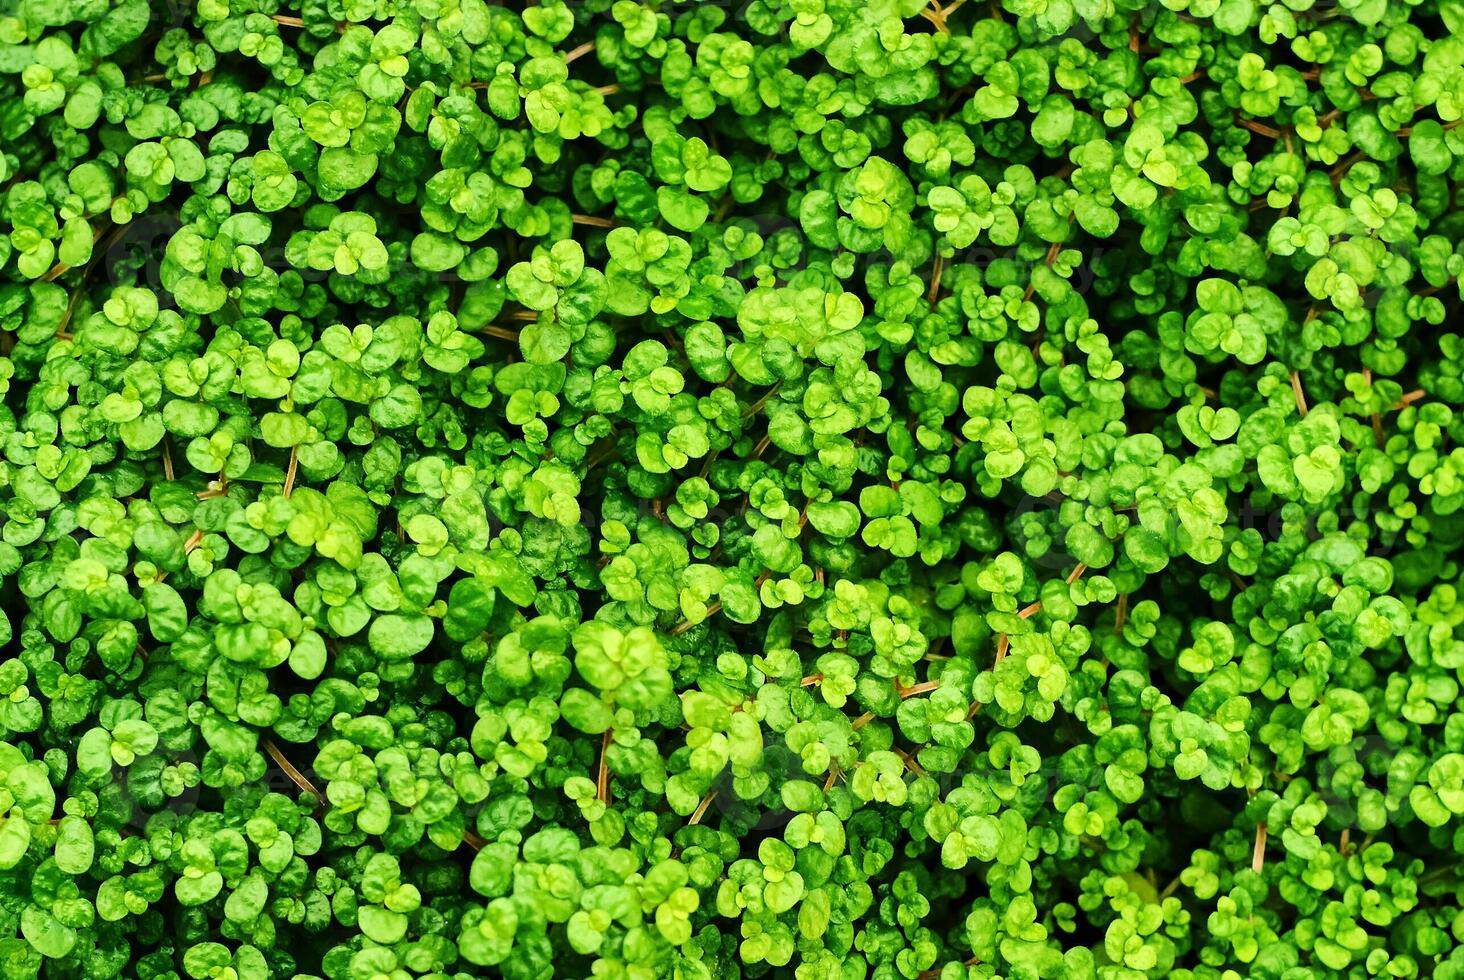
(3, 0), (1464, 976)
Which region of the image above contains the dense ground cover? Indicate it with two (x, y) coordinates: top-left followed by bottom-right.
(2, 0), (1464, 977)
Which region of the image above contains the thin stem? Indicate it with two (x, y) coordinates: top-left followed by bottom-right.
(283, 446), (300, 498)
(156, 529), (204, 585)
(41, 221), (115, 284)
(1330, 150), (1366, 184)
(924, 0), (966, 30)
(596, 730), (613, 804)
(56, 286), (86, 340)
(993, 600), (1038, 663)
(1235, 116), (1283, 138)
(1393, 388), (1425, 409)
(994, 564), (1086, 663)
(669, 602), (720, 635)
(919, 5), (948, 32)
(264, 738), (323, 802)
(1394, 117), (1463, 138)
(1290, 370), (1308, 417)
(895, 747), (927, 777)
(1252, 822), (1268, 873)
(991, 564), (1086, 670)
(1417, 862), (1462, 886)
(1022, 239), (1065, 303)
(585, 446), (619, 473)
(897, 679), (940, 699)
(688, 790), (716, 825)
(742, 381), (782, 418)
(571, 213), (616, 228)
(563, 40), (596, 64)
(1363, 369), (1385, 447)
(927, 254), (944, 305)
(918, 956), (980, 980)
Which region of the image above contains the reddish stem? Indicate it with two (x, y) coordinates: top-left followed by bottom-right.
(596, 730), (613, 804)
(1393, 389), (1425, 409)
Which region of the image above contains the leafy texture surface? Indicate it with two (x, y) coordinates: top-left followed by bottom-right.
(1, 0), (1464, 978)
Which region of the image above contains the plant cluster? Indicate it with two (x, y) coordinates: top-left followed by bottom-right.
(2, 0), (1464, 977)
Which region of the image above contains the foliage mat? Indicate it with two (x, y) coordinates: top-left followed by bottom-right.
(1, 0), (1464, 978)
